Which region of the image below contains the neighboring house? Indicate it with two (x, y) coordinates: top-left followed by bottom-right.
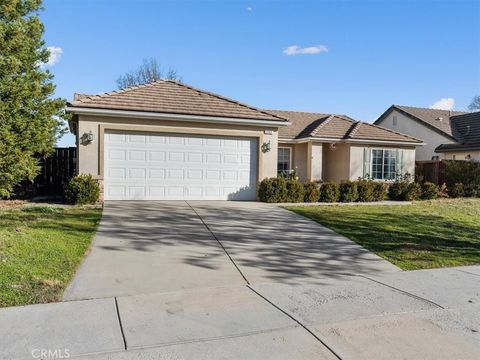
(66, 81), (422, 201)
(435, 112), (480, 160)
(375, 105), (480, 161)
(268, 110), (422, 183)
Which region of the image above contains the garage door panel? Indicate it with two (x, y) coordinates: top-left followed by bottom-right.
(128, 150), (146, 161)
(149, 151), (166, 162)
(104, 132), (257, 200)
(187, 152), (203, 163)
(169, 152), (185, 162)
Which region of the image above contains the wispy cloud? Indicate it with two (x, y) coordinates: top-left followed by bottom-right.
(45, 46), (63, 66)
(429, 98), (455, 110)
(246, 6), (252, 11)
(283, 45), (328, 56)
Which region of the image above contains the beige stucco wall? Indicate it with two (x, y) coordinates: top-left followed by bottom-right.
(293, 143), (308, 181)
(442, 151), (480, 161)
(350, 145), (416, 179)
(76, 115), (279, 183)
(322, 143), (350, 182)
(377, 110), (454, 161)
(280, 141), (417, 183)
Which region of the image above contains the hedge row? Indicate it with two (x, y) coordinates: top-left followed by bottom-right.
(257, 175), (468, 203)
(258, 178), (388, 203)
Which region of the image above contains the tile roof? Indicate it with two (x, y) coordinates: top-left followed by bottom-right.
(436, 111), (480, 152)
(68, 80), (287, 122)
(268, 109), (422, 143)
(377, 105), (467, 139)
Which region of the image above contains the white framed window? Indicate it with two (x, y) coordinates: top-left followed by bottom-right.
(277, 147), (291, 175)
(370, 149), (398, 180)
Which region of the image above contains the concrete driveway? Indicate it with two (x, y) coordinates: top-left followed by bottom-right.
(64, 201), (398, 300)
(2, 201), (480, 359)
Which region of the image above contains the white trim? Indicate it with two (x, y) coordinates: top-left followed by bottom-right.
(66, 106), (289, 127)
(278, 136), (424, 146)
(277, 146), (292, 173)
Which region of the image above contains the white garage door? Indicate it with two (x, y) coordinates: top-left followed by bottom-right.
(104, 132), (258, 200)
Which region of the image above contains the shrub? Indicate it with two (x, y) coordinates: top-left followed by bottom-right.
(438, 183), (449, 198)
(303, 181), (320, 202)
(64, 174), (100, 205)
(420, 182), (438, 200)
(445, 160), (480, 191)
(319, 182), (340, 203)
(371, 182), (388, 201)
(285, 179), (305, 203)
(464, 184), (480, 198)
(388, 173), (412, 201)
(258, 177), (287, 203)
(404, 182), (422, 201)
(449, 183), (464, 198)
(356, 179), (375, 202)
(339, 181), (358, 202)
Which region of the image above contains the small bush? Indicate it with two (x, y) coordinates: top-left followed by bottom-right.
(449, 183), (464, 198)
(464, 184), (480, 198)
(285, 179), (305, 203)
(438, 183), (449, 198)
(64, 174), (100, 205)
(303, 181), (320, 202)
(420, 182), (438, 200)
(319, 182), (340, 203)
(404, 182), (422, 201)
(339, 181), (358, 202)
(388, 173), (413, 201)
(445, 160), (480, 191)
(371, 182), (388, 201)
(258, 177), (287, 203)
(356, 179), (375, 202)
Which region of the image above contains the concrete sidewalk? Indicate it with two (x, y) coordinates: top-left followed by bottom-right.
(2, 266), (479, 360)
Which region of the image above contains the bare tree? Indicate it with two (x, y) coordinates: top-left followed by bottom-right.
(116, 58), (182, 89)
(468, 96), (480, 111)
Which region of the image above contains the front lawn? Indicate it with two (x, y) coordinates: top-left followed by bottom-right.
(286, 199), (480, 270)
(0, 206), (102, 307)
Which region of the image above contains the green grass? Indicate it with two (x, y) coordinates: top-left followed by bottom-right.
(0, 206), (102, 307)
(286, 199), (480, 270)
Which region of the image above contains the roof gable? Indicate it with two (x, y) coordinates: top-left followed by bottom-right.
(268, 109), (422, 144)
(68, 80), (287, 122)
(375, 105), (465, 140)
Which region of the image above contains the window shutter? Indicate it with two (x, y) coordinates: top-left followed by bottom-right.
(396, 149), (404, 175)
(363, 148), (371, 178)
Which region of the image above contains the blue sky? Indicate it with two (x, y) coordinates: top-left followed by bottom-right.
(41, 0), (480, 147)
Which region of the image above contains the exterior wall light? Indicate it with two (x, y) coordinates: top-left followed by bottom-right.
(81, 131), (94, 145)
(262, 140), (271, 153)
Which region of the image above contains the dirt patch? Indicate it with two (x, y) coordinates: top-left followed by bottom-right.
(0, 200), (26, 210)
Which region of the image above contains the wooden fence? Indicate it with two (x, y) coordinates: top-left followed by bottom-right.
(15, 147), (77, 197)
(415, 160), (447, 185)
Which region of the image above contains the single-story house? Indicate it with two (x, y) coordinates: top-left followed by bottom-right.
(66, 81), (423, 201)
(375, 105), (480, 161)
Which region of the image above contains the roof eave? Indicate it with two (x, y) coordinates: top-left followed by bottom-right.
(66, 106), (289, 127)
(278, 136), (424, 146)
(435, 144), (480, 153)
